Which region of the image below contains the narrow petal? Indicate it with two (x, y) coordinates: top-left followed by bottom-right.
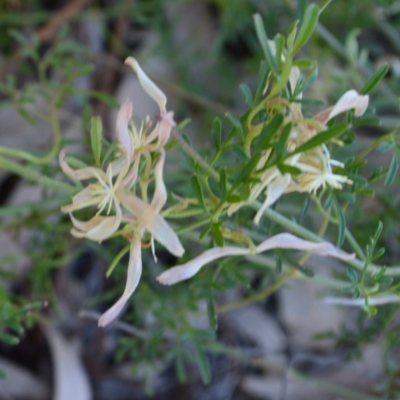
(70, 205), (122, 242)
(98, 238), (142, 327)
(118, 191), (184, 257)
(151, 149), (167, 212)
(61, 195), (103, 213)
(254, 174), (291, 224)
(116, 99), (134, 161)
(314, 90), (369, 124)
(255, 233), (354, 260)
(59, 149), (107, 181)
(157, 246), (250, 285)
(157, 111), (176, 147)
(125, 57), (167, 113)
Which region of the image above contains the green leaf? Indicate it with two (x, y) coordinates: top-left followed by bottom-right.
(269, 55), (292, 97)
(0, 333), (19, 345)
(87, 90), (120, 108)
(253, 14), (278, 74)
(299, 197), (310, 223)
(0, 369), (6, 379)
(291, 123), (348, 155)
(345, 267), (358, 284)
(351, 116), (380, 127)
(254, 61), (269, 103)
(361, 64), (389, 95)
(75, 64), (95, 78)
(334, 200), (346, 248)
(207, 289), (218, 332)
(199, 225), (212, 241)
(194, 342), (211, 384)
(286, 20), (299, 52)
(90, 116), (103, 168)
(232, 144), (249, 161)
(371, 247), (385, 261)
(234, 152), (262, 184)
(373, 221), (383, 244)
(277, 163), (301, 175)
(377, 140), (393, 153)
(255, 114), (284, 150)
(275, 254), (282, 273)
(219, 168), (227, 198)
(384, 153), (398, 185)
(211, 223), (224, 247)
(191, 176), (206, 209)
(211, 118), (222, 150)
(293, 4), (320, 55)
(225, 113), (244, 140)
(175, 353), (187, 383)
(274, 33), (285, 68)
(275, 122), (292, 155)
(240, 84), (253, 107)
(336, 191), (356, 203)
(293, 58), (314, 69)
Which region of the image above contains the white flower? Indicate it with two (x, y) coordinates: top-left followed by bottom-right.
(125, 57), (176, 147)
(157, 233), (354, 285)
(231, 89), (369, 223)
(61, 68), (184, 326)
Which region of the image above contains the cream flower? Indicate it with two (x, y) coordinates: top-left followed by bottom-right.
(157, 233), (354, 285)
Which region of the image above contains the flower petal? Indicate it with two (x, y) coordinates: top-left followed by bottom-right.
(125, 57), (167, 113)
(255, 233), (354, 260)
(59, 149), (107, 181)
(157, 246), (250, 285)
(157, 111), (175, 147)
(118, 191), (184, 257)
(98, 237), (142, 327)
(314, 90), (369, 124)
(254, 174), (291, 224)
(70, 205), (122, 242)
(116, 99), (134, 161)
(151, 149), (167, 212)
(61, 195), (103, 213)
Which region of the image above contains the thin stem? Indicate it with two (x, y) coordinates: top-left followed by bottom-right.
(171, 129), (220, 181)
(216, 270), (296, 313)
(79, 310), (149, 339)
(355, 130), (397, 162)
(0, 156), (74, 194)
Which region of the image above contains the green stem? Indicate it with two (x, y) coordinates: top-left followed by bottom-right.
(216, 270), (295, 313)
(289, 369), (381, 400)
(171, 129), (220, 181)
(355, 130), (397, 162)
(0, 156), (74, 194)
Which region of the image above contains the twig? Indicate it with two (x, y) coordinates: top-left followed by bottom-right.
(78, 310), (150, 339)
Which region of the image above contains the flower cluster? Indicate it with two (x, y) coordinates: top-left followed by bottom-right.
(228, 43), (369, 224)
(60, 58), (184, 326)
